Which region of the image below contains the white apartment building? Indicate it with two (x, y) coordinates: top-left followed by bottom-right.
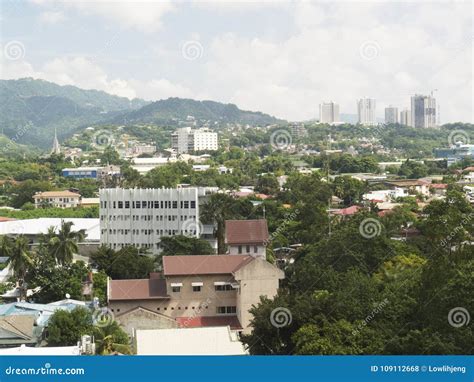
(400, 109), (412, 127)
(411, 95), (437, 128)
(171, 128), (218, 154)
(33, 191), (80, 209)
(357, 98), (377, 126)
(319, 102), (340, 124)
(99, 187), (218, 254)
(384, 106), (399, 124)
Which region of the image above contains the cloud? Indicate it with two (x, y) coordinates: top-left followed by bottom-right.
(38, 10), (65, 24)
(32, 0), (175, 32)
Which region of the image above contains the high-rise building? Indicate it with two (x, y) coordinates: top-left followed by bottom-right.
(319, 102), (340, 124)
(384, 106), (399, 124)
(99, 187), (218, 254)
(411, 94), (437, 128)
(400, 109), (412, 127)
(171, 128), (218, 154)
(357, 98), (376, 126)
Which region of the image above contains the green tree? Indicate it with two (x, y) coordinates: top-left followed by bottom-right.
(47, 221), (86, 265)
(93, 321), (131, 355)
(159, 235), (214, 257)
(47, 307), (93, 346)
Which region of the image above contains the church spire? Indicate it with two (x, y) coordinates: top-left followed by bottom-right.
(51, 128), (61, 155)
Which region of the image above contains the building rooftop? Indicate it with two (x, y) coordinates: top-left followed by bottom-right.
(225, 219), (269, 245)
(108, 278), (169, 301)
(135, 326), (247, 355)
(162, 255), (254, 276)
(33, 190), (80, 199)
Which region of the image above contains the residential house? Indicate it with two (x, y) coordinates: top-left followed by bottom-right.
(33, 191), (80, 209)
(225, 219), (269, 259)
(107, 255), (284, 334)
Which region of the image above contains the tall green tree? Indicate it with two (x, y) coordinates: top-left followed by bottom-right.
(47, 221), (86, 265)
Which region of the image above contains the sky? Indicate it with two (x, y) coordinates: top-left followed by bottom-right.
(1, 0), (472, 123)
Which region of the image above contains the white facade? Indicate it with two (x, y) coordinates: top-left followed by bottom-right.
(319, 102), (340, 124)
(411, 95), (437, 128)
(99, 187), (218, 254)
(171, 128), (218, 154)
(384, 106), (399, 124)
(357, 98), (377, 126)
(400, 109), (412, 127)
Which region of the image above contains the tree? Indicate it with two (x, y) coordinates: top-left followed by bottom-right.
(93, 321), (131, 355)
(47, 221), (86, 265)
(47, 307), (93, 346)
(7, 236), (33, 299)
(159, 235), (214, 257)
(200, 193), (242, 254)
(0, 235), (14, 259)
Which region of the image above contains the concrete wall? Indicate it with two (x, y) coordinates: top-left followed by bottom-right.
(228, 244), (266, 259)
(116, 307), (178, 337)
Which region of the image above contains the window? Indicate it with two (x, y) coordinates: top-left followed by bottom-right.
(254, 246), (258, 253)
(118, 201), (123, 209)
(154, 201), (159, 208)
(191, 201), (196, 208)
(216, 306), (236, 314)
(125, 201), (130, 208)
(171, 283), (182, 293)
(172, 201), (177, 208)
(238, 245), (242, 254)
(246, 245), (250, 253)
(193, 286), (202, 292)
(135, 201), (140, 209)
(142, 201), (147, 208)
(184, 201), (189, 208)
(214, 283), (233, 291)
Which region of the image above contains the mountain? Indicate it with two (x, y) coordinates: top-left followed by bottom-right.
(0, 78), (148, 149)
(0, 78), (283, 150)
(116, 98), (284, 126)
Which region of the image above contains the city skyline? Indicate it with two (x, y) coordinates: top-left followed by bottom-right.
(0, 1), (471, 123)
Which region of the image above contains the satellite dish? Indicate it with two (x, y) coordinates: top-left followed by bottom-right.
(65, 293), (71, 299)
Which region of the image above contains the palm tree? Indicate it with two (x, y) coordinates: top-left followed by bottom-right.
(93, 322), (131, 355)
(48, 221), (86, 265)
(0, 235), (14, 259)
(8, 236), (33, 300)
(200, 193), (239, 254)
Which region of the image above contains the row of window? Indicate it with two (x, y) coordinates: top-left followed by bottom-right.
(102, 229), (197, 236)
(171, 284), (234, 293)
(101, 200), (196, 209)
(110, 306), (236, 315)
(101, 215), (196, 222)
(238, 245), (259, 254)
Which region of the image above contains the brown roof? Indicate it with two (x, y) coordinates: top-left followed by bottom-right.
(176, 315), (242, 330)
(162, 255), (254, 276)
(33, 190), (81, 199)
(108, 278), (169, 301)
(225, 219), (269, 245)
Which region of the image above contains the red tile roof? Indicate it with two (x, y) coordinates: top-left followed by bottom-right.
(108, 278), (169, 301)
(225, 219), (269, 245)
(176, 315), (242, 330)
(333, 205), (360, 216)
(162, 255), (254, 276)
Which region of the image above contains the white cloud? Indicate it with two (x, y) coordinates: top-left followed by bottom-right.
(38, 10), (65, 24)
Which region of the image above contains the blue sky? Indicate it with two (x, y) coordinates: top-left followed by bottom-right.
(1, 1), (472, 122)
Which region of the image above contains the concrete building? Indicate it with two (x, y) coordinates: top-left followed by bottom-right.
(61, 165), (120, 180)
(135, 326), (247, 355)
(33, 190), (80, 209)
(384, 106), (399, 124)
(99, 187), (218, 254)
(107, 255), (284, 334)
(319, 102), (340, 124)
(171, 128), (218, 154)
(434, 143), (474, 166)
(357, 98), (377, 126)
(400, 109), (412, 127)
(225, 219), (269, 259)
(411, 94), (437, 128)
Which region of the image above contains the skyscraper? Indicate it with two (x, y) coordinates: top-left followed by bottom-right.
(319, 102), (340, 124)
(384, 106), (399, 124)
(357, 98), (376, 126)
(411, 94), (437, 128)
(400, 109), (411, 127)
